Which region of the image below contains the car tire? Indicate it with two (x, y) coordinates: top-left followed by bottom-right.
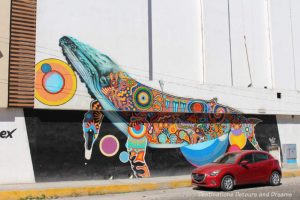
(269, 171), (281, 186)
(221, 175), (234, 191)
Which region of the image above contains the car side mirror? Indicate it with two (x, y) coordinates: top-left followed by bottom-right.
(240, 160), (249, 166)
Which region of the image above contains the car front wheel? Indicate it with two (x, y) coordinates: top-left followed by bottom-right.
(269, 171), (281, 186)
(221, 175), (234, 191)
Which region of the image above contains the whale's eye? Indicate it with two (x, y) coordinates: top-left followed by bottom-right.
(88, 129), (94, 134)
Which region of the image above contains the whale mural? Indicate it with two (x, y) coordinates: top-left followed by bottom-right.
(37, 36), (265, 178)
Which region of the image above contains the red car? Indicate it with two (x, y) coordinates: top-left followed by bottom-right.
(191, 150), (281, 191)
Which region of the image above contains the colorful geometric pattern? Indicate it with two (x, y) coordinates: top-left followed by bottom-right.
(35, 59), (77, 106)
(128, 124), (147, 139)
(133, 87), (153, 111)
(57, 36), (264, 178)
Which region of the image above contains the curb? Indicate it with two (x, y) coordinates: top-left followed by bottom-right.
(282, 169), (300, 178)
(0, 171), (299, 200)
(0, 180), (191, 200)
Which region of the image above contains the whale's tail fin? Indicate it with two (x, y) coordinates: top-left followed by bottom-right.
(247, 118), (263, 150)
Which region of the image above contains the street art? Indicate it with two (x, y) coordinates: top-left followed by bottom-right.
(24, 110), (282, 182)
(35, 58), (77, 106)
(49, 36), (264, 178)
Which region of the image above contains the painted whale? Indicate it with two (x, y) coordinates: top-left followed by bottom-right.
(59, 36), (262, 177)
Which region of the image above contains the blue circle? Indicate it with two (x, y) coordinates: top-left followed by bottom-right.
(41, 63), (52, 73)
(45, 73), (64, 93)
(119, 151), (129, 163)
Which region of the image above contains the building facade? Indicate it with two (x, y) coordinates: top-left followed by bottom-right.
(0, 0), (300, 184)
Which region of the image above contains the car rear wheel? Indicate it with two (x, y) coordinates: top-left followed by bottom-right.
(269, 171), (281, 186)
(221, 175), (234, 191)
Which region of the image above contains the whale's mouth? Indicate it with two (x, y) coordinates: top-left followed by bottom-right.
(84, 133), (95, 160)
(59, 36), (120, 96)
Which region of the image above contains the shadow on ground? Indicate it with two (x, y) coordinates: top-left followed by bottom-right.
(192, 183), (282, 192)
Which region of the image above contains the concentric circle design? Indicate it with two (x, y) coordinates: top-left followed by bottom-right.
(187, 100), (207, 113)
(209, 105), (226, 123)
(128, 124), (147, 139)
(99, 135), (120, 157)
(42, 71), (65, 94)
(35, 59), (77, 106)
(133, 87), (153, 110)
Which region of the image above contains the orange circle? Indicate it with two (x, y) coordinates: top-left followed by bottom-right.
(35, 59), (77, 106)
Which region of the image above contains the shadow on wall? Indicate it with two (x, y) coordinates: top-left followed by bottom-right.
(0, 50), (3, 58)
(23, 109), (280, 182)
(0, 108), (24, 122)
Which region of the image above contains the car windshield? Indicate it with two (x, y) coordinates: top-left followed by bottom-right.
(213, 153), (240, 164)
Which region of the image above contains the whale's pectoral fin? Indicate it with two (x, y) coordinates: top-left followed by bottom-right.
(247, 118), (263, 151)
(83, 100), (105, 160)
(126, 135), (150, 178)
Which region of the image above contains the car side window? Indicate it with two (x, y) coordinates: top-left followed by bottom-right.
(254, 153), (269, 163)
(240, 154), (253, 163)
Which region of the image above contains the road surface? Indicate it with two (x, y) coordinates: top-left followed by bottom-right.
(60, 176), (300, 200)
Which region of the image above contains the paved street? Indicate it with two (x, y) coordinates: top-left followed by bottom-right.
(60, 176), (300, 200)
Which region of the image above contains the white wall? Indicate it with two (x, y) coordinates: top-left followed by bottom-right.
(35, 0), (149, 109)
(268, 0), (296, 90)
(34, 0), (300, 115)
(0, 108), (35, 184)
(277, 115), (300, 167)
(291, 0), (300, 91)
(202, 0), (232, 86)
(229, 0), (272, 88)
(152, 0), (203, 85)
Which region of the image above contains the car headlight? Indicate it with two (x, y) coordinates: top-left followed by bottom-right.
(210, 170), (221, 176)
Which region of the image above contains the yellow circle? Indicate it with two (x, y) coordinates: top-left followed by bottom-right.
(229, 132), (247, 149)
(35, 59), (77, 106)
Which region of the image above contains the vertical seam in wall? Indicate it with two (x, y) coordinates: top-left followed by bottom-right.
(266, 0), (274, 89)
(289, 0), (297, 90)
(7, 0), (13, 108)
(148, 0), (153, 81)
(227, 0), (233, 86)
(200, 0), (205, 84)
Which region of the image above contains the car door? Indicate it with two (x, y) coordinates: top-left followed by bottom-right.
(234, 153), (257, 185)
(252, 153), (271, 182)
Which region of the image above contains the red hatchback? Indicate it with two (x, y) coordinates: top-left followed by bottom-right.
(191, 150), (281, 191)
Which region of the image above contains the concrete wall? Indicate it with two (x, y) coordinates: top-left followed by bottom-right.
(0, 108), (35, 184)
(33, 0), (300, 115)
(0, 0), (10, 108)
(13, 109), (283, 182)
(277, 115), (300, 166)
(0, 108), (299, 184)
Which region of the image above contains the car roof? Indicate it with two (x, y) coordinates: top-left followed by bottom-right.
(226, 150), (269, 155)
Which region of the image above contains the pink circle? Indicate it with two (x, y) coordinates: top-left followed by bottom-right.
(99, 135), (119, 157)
(102, 138), (117, 154)
(228, 144), (241, 152)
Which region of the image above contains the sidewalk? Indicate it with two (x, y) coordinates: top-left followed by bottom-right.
(0, 169), (299, 200)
